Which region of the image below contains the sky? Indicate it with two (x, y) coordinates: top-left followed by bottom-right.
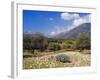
(23, 10), (91, 36)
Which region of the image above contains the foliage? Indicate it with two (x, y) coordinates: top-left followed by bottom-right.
(48, 43), (61, 51)
(55, 54), (70, 63)
(23, 31), (90, 52)
(75, 31), (90, 50)
(31, 49), (43, 57)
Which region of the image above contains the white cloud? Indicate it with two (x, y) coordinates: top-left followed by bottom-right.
(61, 13), (71, 20)
(61, 12), (80, 20)
(49, 26), (67, 36)
(49, 31), (56, 35)
(73, 18), (84, 26)
(84, 14), (91, 23)
(55, 26), (67, 34)
(73, 14), (80, 19)
(73, 14), (91, 27)
(55, 26), (62, 33)
(49, 14), (91, 36)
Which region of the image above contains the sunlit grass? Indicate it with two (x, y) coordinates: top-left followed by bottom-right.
(23, 51), (91, 69)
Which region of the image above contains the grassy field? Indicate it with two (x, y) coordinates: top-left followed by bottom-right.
(23, 51), (91, 69)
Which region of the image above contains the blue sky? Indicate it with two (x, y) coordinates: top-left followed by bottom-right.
(23, 10), (90, 36)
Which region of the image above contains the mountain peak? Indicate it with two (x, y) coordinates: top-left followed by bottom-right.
(50, 23), (91, 39)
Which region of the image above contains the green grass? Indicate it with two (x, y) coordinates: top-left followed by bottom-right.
(23, 51), (91, 69)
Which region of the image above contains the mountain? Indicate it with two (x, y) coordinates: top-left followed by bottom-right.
(23, 23), (91, 40)
(51, 23), (91, 39)
(23, 32), (45, 39)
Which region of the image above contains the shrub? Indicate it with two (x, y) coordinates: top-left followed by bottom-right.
(31, 49), (42, 57)
(48, 56), (55, 61)
(55, 54), (70, 63)
(48, 43), (61, 51)
(75, 31), (90, 50)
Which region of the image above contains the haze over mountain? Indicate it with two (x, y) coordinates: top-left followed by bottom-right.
(23, 23), (91, 39)
(23, 32), (45, 39)
(49, 23), (91, 39)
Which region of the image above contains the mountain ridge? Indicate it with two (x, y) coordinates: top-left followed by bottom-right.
(23, 23), (91, 39)
(51, 23), (91, 39)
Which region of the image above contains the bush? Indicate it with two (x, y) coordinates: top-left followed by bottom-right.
(55, 54), (70, 63)
(48, 43), (61, 51)
(31, 49), (42, 57)
(75, 31), (90, 50)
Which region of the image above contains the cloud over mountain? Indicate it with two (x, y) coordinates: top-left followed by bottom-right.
(61, 12), (80, 20)
(49, 13), (91, 37)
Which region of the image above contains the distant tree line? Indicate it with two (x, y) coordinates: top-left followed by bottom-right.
(23, 31), (90, 53)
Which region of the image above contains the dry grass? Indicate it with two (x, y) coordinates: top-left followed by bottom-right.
(23, 51), (91, 69)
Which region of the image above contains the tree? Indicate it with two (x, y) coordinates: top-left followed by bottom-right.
(23, 36), (31, 50)
(75, 31), (90, 50)
(63, 40), (75, 50)
(48, 43), (61, 51)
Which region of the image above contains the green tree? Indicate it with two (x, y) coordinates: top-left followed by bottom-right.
(75, 31), (90, 50)
(48, 43), (61, 51)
